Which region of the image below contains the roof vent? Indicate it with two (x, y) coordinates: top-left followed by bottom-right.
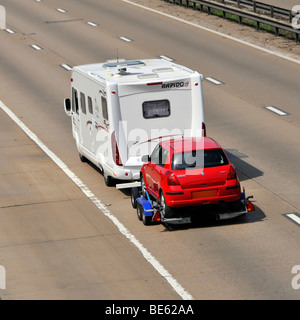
(103, 60), (145, 69)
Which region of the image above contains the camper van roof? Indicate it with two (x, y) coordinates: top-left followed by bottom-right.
(73, 59), (196, 84)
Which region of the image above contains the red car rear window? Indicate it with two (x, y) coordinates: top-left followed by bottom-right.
(172, 148), (228, 170)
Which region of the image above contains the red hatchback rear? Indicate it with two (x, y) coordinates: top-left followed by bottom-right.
(140, 137), (241, 218)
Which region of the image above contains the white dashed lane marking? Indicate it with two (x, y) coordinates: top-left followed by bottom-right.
(265, 106), (288, 116)
(30, 44), (43, 50)
(205, 77), (224, 85)
(284, 213), (300, 226)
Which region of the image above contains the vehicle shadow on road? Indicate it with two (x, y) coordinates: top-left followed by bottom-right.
(225, 149), (263, 182)
(161, 203), (266, 231)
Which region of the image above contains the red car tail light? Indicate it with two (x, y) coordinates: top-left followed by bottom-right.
(166, 171), (180, 186)
(111, 131), (122, 166)
(227, 165), (237, 180)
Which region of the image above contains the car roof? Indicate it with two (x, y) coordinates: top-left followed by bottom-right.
(161, 137), (222, 152)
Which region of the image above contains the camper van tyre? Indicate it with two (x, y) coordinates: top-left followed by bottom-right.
(79, 153), (87, 163)
(103, 171), (114, 187)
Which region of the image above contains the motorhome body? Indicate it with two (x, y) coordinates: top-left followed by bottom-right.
(64, 59), (206, 185)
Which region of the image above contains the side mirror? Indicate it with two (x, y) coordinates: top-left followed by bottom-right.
(64, 98), (72, 116)
(141, 155), (150, 162)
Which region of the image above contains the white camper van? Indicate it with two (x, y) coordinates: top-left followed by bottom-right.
(64, 59), (206, 186)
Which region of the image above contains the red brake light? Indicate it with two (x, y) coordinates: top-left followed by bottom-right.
(166, 171), (180, 186)
(202, 122), (206, 137)
(147, 82), (163, 86)
(227, 165), (237, 180)
(111, 131), (122, 166)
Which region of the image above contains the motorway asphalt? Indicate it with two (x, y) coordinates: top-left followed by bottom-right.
(0, 0), (300, 300)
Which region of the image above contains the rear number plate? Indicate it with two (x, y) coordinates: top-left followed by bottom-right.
(192, 189), (218, 199)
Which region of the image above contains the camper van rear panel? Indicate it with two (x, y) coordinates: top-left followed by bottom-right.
(66, 59), (205, 182)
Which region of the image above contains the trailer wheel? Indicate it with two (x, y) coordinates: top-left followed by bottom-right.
(131, 187), (139, 208)
(137, 202), (143, 221)
(142, 210), (152, 226)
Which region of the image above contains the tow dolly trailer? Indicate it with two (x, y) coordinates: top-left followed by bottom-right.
(116, 182), (255, 226)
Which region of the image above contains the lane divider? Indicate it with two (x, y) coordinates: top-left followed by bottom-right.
(60, 64), (72, 71)
(0, 99), (194, 300)
(29, 44), (43, 50)
(4, 28), (15, 34)
(87, 22), (99, 27)
(264, 105), (288, 116)
(283, 213), (300, 226)
(205, 77), (224, 85)
(119, 36), (133, 42)
(56, 8), (67, 13)
(159, 55), (174, 62)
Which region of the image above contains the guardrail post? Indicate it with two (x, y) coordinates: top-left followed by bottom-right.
(270, 6), (274, 18)
(253, 1), (257, 13)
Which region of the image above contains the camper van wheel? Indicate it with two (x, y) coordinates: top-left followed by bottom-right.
(131, 187), (139, 209)
(79, 153), (87, 162)
(103, 171), (114, 187)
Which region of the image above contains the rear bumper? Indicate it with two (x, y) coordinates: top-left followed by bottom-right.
(165, 185), (241, 207)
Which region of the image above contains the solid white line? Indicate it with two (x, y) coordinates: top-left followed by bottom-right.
(122, 0), (300, 66)
(287, 213), (300, 225)
(205, 77), (223, 85)
(0, 100), (194, 300)
(265, 106), (287, 116)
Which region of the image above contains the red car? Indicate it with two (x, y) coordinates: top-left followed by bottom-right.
(140, 137), (241, 218)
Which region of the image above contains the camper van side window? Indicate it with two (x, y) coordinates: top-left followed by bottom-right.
(88, 96), (93, 114)
(101, 96), (108, 120)
(72, 88), (79, 114)
(142, 100), (170, 119)
(80, 92), (86, 114)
